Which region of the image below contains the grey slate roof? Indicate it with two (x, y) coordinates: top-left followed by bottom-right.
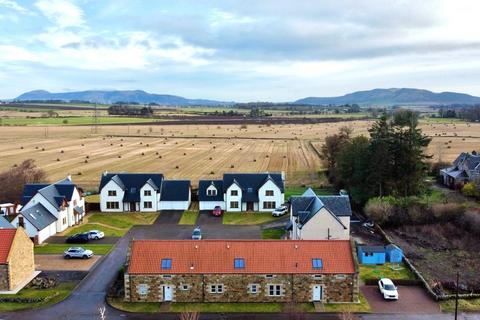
(0, 216), (14, 229)
(99, 173), (164, 202)
(160, 180), (191, 201)
(21, 179), (76, 209)
(290, 188), (351, 227)
(198, 180), (224, 201)
(20, 203), (57, 230)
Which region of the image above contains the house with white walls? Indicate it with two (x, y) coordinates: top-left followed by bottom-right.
(198, 172), (285, 212)
(286, 188), (352, 240)
(99, 172), (191, 212)
(11, 177), (85, 244)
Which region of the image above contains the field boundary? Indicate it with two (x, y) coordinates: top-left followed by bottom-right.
(107, 134), (323, 141)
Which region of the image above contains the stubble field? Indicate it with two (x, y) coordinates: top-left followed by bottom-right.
(0, 119), (478, 190)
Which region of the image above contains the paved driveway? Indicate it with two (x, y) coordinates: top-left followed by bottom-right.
(197, 211), (223, 225)
(131, 224), (261, 240)
(35, 254), (102, 271)
(361, 285), (440, 314)
(155, 210), (183, 224)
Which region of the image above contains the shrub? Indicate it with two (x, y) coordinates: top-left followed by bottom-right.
(462, 182), (479, 198)
(430, 203), (463, 222)
(364, 198), (395, 225)
(460, 210), (480, 235)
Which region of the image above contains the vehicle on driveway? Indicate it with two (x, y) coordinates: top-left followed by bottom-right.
(64, 247), (94, 259)
(272, 205), (288, 217)
(85, 230), (105, 240)
(212, 206), (223, 217)
(378, 278), (399, 300)
(192, 226), (202, 240)
(66, 233), (90, 243)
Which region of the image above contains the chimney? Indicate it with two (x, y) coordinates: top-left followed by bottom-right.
(66, 174), (72, 181)
(103, 171), (108, 176)
(226, 244), (230, 249)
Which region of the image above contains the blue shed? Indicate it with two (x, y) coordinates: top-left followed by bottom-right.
(357, 245), (386, 265)
(385, 244), (403, 263)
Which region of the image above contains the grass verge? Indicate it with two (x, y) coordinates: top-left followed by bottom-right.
(359, 263), (416, 282)
(0, 282), (77, 311)
(223, 212), (277, 225)
(261, 228), (285, 239)
(179, 211), (199, 225)
(88, 212), (159, 229)
(440, 298), (480, 312)
(34, 243), (113, 255)
(285, 186), (336, 199)
(65, 223), (125, 237)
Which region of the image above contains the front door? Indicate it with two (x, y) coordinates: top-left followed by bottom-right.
(312, 285), (323, 301)
(247, 202), (254, 211)
(130, 202), (136, 212)
(163, 285), (173, 301)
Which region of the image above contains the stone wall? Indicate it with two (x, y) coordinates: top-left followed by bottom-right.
(0, 265), (9, 291)
(7, 229), (35, 290)
(126, 273), (358, 303)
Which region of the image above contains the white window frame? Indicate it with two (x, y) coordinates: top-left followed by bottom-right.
(108, 190), (116, 196)
(230, 201), (239, 209)
(231, 190), (238, 196)
(144, 190), (152, 196)
(263, 201), (276, 209)
(106, 201), (119, 209)
(210, 284), (224, 294)
(144, 201), (153, 209)
(265, 190), (274, 196)
(267, 284), (282, 296)
(249, 284), (259, 294)
(207, 189), (217, 196)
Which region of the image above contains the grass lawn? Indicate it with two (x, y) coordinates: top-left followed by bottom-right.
(417, 189), (446, 205)
(34, 243), (113, 255)
(324, 292), (371, 313)
(179, 211), (199, 225)
(440, 298), (480, 312)
(65, 223), (126, 237)
(223, 212), (277, 225)
(359, 263), (416, 282)
(88, 212), (158, 229)
(0, 282), (77, 311)
(84, 194), (100, 203)
(285, 186), (336, 199)
(108, 298), (163, 313)
(261, 228), (285, 239)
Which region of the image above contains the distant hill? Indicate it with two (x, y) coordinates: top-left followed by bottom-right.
(294, 88), (480, 106)
(14, 90), (233, 106)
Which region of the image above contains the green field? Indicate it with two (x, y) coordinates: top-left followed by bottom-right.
(0, 282), (77, 311)
(284, 186), (337, 199)
(223, 212), (278, 225)
(34, 243), (113, 255)
(1, 116), (163, 126)
(179, 211), (199, 225)
(359, 263), (416, 282)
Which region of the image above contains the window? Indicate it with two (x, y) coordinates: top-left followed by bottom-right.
(210, 284), (224, 294)
(161, 258), (172, 269)
(106, 202), (119, 209)
(263, 201), (276, 209)
(108, 190), (116, 196)
(335, 275), (346, 280)
(313, 275), (323, 279)
(265, 274), (275, 279)
(234, 258), (245, 269)
(230, 201), (239, 209)
(312, 258), (323, 269)
(130, 187), (136, 193)
(144, 190), (152, 196)
(18, 216), (24, 228)
(268, 285), (282, 296)
(144, 201), (153, 209)
(207, 189), (217, 196)
(265, 190), (274, 196)
(231, 190), (238, 196)
(137, 284), (149, 295)
(63, 217), (67, 225)
(180, 284), (190, 291)
(162, 275), (172, 279)
(247, 187), (253, 193)
(249, 284), (259, 294)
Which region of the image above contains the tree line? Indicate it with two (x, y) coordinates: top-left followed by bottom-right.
(107, 105), (153, 116)
(320, 109), (431, 207)
(436, 105), (480, 121)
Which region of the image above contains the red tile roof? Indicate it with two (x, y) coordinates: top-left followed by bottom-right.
(0, 229), (17, 264)
(128, 240), (355, 275)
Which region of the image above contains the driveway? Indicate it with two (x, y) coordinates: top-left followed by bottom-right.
(197, 211), (223, 225)
(45, 236), (119, 245)
(155, 210), (183, 224)
(361, 285), (440, 314)
(131, 224), (261, 240)
(35, 254), (102, 271)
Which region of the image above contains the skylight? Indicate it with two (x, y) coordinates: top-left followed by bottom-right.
(161, 258), (172, 269)
(234, 258), (245, 269)
(312, 258), (323, 269)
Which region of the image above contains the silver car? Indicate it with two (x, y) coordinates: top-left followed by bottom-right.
(64, 247), (94, 259)
(272, 205), (288, 217)
(86, 230), (105, 240)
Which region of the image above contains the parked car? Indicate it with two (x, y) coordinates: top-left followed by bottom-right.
(272, 205), (288, 217)
(64, 247), (93, 259)
(212, 206), (223, 217)
(192, 226), (202, 240)
(378, 278), (399, 300)
(66, 233), (90, 244)
(85, 230), (105, 240)
(362, 220), (375, 228)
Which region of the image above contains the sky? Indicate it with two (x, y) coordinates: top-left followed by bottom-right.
(1, 0), (480, 102)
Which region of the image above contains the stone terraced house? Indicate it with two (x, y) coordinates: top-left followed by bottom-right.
(124, 240), (358, 303)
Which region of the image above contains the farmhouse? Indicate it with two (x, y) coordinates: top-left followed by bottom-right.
(198, 172), (285, 212)
(99, 172), (191, 212)
(124, 240), (358, 303)
(440, 151), (480, 188)
(287, 188), (352, 240)
(11, 176), (85, 244)
(0, 228), (36, 292)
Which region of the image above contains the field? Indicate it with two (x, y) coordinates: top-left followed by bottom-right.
(0, 119), (478, 190)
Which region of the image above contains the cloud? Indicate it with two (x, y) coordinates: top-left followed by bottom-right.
(0, 0), (30, 14)
(35, 0), (85, 28)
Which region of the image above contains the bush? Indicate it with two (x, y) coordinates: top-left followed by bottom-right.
(459, 210), (480, 235)
(462, 182), (480, 198)
(430, 203), (463, 222)
(364, 198), (395, 225)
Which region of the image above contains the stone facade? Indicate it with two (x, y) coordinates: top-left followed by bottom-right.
(7, 228), (35, 290)
(125, 273), (358, 303)
(0, 264), (9, 291)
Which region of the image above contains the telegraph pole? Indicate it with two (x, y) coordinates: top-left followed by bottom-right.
(455, 271), (459, 320)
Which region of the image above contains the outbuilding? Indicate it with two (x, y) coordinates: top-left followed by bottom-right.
(357, 245), (386, 265)
(385, 244), (403, 263)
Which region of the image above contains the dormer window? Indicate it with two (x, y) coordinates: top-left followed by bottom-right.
(108, 190), (116, 196)
(207, 189), (217, 196)
(312, 258), (323, 269)
(265, 190), (274, 196)
(131, 187), (136, 193)
(144, 190), (151, 196)
(234, 258), (245, 269)
(161, 258), (172, 269)
(231, 190), (238, 196)
(247, 187), (253, 193)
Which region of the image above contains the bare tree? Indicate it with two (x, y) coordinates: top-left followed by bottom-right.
(0, 159), (46, 203)
(98, 306), (106, 320)
(179, 311), (199, 320)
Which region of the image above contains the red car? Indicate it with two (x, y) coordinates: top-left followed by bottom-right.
(212, 206), (223, 217)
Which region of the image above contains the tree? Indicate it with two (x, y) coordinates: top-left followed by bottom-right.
(319, 126), (352, 183)
(0, 159), (46, 203)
